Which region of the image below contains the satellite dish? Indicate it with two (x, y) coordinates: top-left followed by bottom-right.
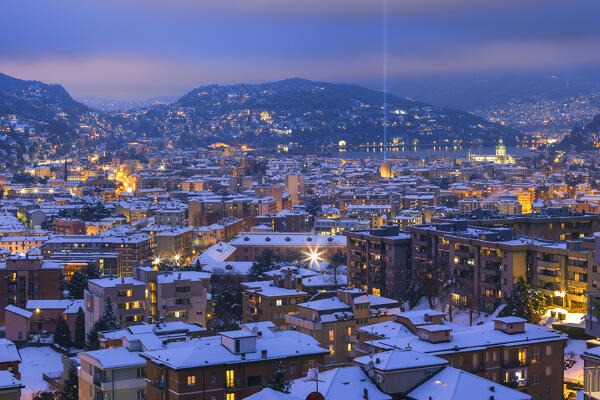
(367, 369), (375, 378)
(367, 360), (375, 370)
(376, 374), (384, 383)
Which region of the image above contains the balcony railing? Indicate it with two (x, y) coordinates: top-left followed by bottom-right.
(150, 380), (165, 390)
(502, 359), (529, 369)
(503, 379), (528, 388)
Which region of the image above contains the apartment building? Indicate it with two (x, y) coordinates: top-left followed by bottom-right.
(241, 281), (307, 327)
(285, 289), (398, 366)
(409, 221), (589, 312)
(360, 313), (566, 400)
(441, 208), (600, 241)
(154, 227), (194, 260)
(141, 327), (328, 400)
(42, 233), (155, 277)
(52, 218), (86, 235)
(0, 254), (63, 324)
(85, 268), (210, 332)
(345, 226), (411, 300)
(78, 347), (146, 400)
(230, 232), (346, 263)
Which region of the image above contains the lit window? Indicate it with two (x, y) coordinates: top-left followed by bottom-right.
(275, 299), (282, 307)
(226, 370), (235, 388)
(187, 375), (195, 385)
(328, 329), (334, 341)
(347, 343), (352, 352)
(328, 344), (335, 355)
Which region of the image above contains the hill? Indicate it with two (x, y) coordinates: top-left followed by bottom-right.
(558, 114), (600, 151)
(171, 78), (515, 146)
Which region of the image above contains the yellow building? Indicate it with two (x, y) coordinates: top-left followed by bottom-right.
(468, 140), (515, 164)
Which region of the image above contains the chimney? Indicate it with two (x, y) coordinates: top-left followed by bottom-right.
(121, 277), (125, 283)
(261, 349), (268, 359)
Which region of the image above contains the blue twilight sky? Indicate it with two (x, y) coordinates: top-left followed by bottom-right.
(1, 0), (599, 100)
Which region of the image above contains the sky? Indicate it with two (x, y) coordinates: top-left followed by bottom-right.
(1, 0), (599, 100)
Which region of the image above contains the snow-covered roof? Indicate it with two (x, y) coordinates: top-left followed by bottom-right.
(406, 367), (531, 400)
(195, 242), (237, 262)
(88, 276), (145, 288)
(289, 366), (391, 400)
(230, 232), (346, 247)
(25, 299), (82, 311)
(355, 350), (447, 371)
(244, 388), (301, 400)
(81, 347), (145, 369)
(0, 339), (21, 363)
(141, 332), (328, 369)
(0, 371), (22, 390)
(4, 305), (33, 319)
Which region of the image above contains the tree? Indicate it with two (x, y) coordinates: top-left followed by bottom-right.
(327, 251), (346, 287)
(68, 265), (101, 299)
(54, 319), (72, 348)
(74, 307), (86, 349)
(247, 250), (275, 282)
(56, 364), (78, 400)
(416, 261), (448, 309)
(207, 269), (242, 332)
(502, 277), (548, 324)
(103, 297), (119, 330)
(264, 361), (291, 393)
(305, 196), (321, 217)
(33, 391), (55, 400)
(86, 318), (109, 350)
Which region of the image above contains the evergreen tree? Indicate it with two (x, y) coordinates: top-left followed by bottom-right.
(103, 297), (119, 330)
(33, 391), (55, 400)
(56, 364), (78, 400)
(502, 277), (548, 324)
(305, 196), (322, 217)
(68, 272), (88, 299)
(86, 318), (109, 350)
(264, 362), (291, 393)
(207, 270), (242, 331)
(74, 307), (86, 349)
(247, 250), (275, 281)
(53, 319), (72, 348)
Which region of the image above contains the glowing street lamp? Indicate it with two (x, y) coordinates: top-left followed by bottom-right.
(153, 257), (161, 265)
(304, 248), (323, 268)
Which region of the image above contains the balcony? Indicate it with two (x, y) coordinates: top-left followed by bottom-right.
(285, 314), (322, 331)
(150, 380), (164, 390)
(225, 379), (243, 390)
(503, 379), (528, 389)
(502, 359), (529, 369)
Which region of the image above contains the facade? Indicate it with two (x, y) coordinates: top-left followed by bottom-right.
(345, 226), (411, 299)
(0, 255), (63, 324)
(230, 232), (346, 263)
(242, 281), (307, 327)
(409, 221), (589, 312)
(85, 268), (210, 333)
(285, 289), (399, 366)
(141, 328), (328, 400)
(360, 313), (565, 400)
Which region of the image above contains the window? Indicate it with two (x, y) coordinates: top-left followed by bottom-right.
(137, 367), (145, 378)
(290, 362), (296, 374)
(531, 347), (540, 363)
(226, 394), (235, 400)
(226, 370), (235, 388)
(347, 327), (352, 336)
(532, 375), (541, 384)
(137, 390), (145, 400)
(545, 366), (552, 376)
(518, 348), (527, 365)
(546, 386), (552, 397)
(545, 344), (552, 356)
(210, 396), (216, 400)
(347, 343), (352, 352)
(328, 344), (335, 355)
(328, 329), (334, 342)
(187, 375), (195, 385)
(275, 299), (283, 307)
(473, 353), (479, 368)
(247, 376), (262, 387)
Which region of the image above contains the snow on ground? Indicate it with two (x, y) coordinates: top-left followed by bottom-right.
(19, 346), (63, 400)
(540, 308), (585, 328)
(564, 339), (586, 384)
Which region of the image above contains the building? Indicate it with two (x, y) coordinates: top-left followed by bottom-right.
(0, 340), (21, 380)
(0, 254), (64, 324)
(359, 313), (565, 400)
(85, 268), (210, 333)
(141, 326), (328, 400)
(285, 289), (399, 366)
(4, 299), (83, 342)
(468, 140), (516, 164)
(154, 227), (194, 261)
(52, 218), (86, 235)
(0, 371), (24, 400)
(42, 233), (155, 277)
(345, 226), (412, 299)
(285, 174), (304, 204)
(242, 281), (307, 327)
(78, 347), (146, 400)
(409, 221), (589, 312)
(230, 232), (346, 264)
